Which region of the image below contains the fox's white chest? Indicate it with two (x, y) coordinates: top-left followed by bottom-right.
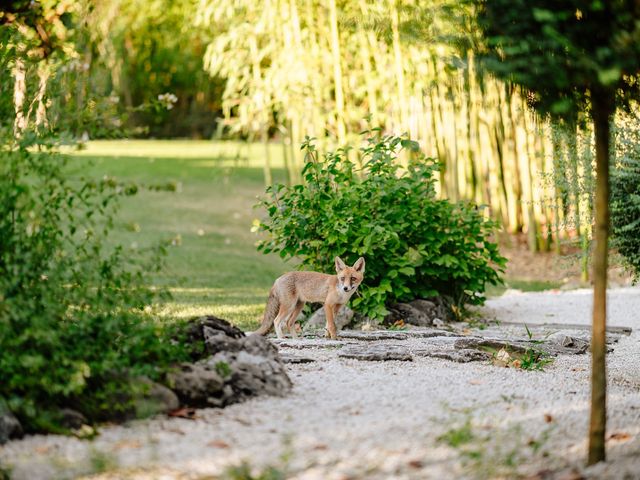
(335, 287), (355, 303)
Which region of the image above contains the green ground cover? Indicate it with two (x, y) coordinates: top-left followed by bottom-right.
(68, 140), (290, 331)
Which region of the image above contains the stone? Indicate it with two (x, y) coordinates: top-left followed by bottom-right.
(339, 344), (413, 361)
(402, 328), (460, 339)
(171, 318), (293, 408)
(385, 303), (432, 327)
(0, 398), (22, 444)
(339, 330), (409, 341)
(547, 332), (589, 351)
(207, 349), (292, 400)
(280, 353), (317, 364)
(58, 408), (88, 430)
(303, 306), (354, 334)
(454, 335), (591, 356)
(133, 377), (180, 418)
(184, 315), (245, 359)
(410, 297), (452, 322)
(203, 326), (244, 354)
(433, 318), (446, 328)
(424, 349), (492, 363)
(167, 363), (226, 408)
(272, 338), (348, 349)
(454, 337), (530, 354)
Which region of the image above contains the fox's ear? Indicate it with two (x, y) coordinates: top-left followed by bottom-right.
(353, 257), (365, 273)
(335, 256), (346, 272)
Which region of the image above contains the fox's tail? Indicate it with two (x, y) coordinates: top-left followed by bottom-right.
(253, 287), (279, 335)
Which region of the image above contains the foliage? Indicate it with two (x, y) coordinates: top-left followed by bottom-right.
(224, 463), (286, 480)
(612, 114), (640, 282)
(475, 0), (640, 116)
(437, 418), (476, 448)
(0, 137), (191, 432)
(84, 0), (223, 138)
(518, 348), (553, 371)
(474, 1), (640, 464)
(256, 132), (505, 320)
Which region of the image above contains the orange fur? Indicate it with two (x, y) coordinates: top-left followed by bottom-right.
(254, 256), (365, 339)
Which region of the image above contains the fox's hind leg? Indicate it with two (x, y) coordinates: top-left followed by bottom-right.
(286, 301), (305, 339)
(273, 304), (289, 339)
(274, 301), (300, 339)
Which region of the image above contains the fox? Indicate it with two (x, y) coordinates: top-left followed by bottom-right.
(254, 256), (365, 339)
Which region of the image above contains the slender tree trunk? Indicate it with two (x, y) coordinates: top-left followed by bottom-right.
(506, 87), (524, 232)
(262, 128), (273, 187)
(13, 57), (27, 137)
(30, 61), (51, 129)
(465, 50), (479, 203)
(390, 0), (407, 131)
(587, 89), (614, 466)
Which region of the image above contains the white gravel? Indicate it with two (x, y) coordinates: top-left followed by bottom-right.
(1, 288), (639, 480)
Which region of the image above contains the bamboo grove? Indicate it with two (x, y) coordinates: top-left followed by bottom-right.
(196, 0), (614, 274)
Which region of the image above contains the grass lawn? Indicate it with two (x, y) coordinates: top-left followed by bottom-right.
(66, 140), (566, 331)
(68, 140), (292, 331)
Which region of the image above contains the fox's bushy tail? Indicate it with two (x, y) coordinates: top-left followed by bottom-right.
(254, 287), (279, 335)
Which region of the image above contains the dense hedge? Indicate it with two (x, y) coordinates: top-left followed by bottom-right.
(611, 146), (640, 282)
(0, 141), (189, 433)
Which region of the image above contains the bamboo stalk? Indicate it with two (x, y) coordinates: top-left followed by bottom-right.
(328, 0), (346, 144)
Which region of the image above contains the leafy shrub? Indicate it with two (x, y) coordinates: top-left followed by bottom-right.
(255, 132), (506, 320)
(0, 138), (189, 433)
(611, 122), (640, 282)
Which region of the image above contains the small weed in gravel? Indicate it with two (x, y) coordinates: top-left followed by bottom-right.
(438, 419), (476, 448)
(223, 463), (286, 480)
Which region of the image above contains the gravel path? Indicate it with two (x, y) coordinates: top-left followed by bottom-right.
(1, 288), (639, 480)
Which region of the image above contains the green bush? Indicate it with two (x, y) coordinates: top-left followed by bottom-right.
(255, 132), (506, 320)
(612, 123), (640, 282)
(0, 138), (189, 433)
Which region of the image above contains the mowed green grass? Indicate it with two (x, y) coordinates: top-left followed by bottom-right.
(67, 140), (291, 331)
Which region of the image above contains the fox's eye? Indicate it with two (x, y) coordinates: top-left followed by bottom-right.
(351, 277), (356, 282)
(340, 277), (345, 281)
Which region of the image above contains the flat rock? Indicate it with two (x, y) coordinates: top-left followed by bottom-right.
(339, 331), (409, 341)
(547, 332), (590, 350)
(454, 336), (590, 356)
(454, 337), (530, 354)
(338, 345), (413, 361)
(272, 339), (348, 349)
(423, 349), (492, 363)
(495, 321), (632, 336)
(403, 328), (460, 339)
(280, 354), (317, 364)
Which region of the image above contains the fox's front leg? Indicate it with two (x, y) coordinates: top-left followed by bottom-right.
(324, 303), (342, 340)
(324, 303), (337, 339)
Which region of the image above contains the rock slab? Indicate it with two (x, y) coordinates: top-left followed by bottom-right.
(338, 345), (413, 361)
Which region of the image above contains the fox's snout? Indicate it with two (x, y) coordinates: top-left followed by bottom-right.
(342, 286), (349, 292)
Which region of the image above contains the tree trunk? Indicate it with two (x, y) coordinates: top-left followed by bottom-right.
(13, 57), (27, 137)
(587, 89), (614, 466)
(262, 128), (273, 187)
(390, 0), (407, 132)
